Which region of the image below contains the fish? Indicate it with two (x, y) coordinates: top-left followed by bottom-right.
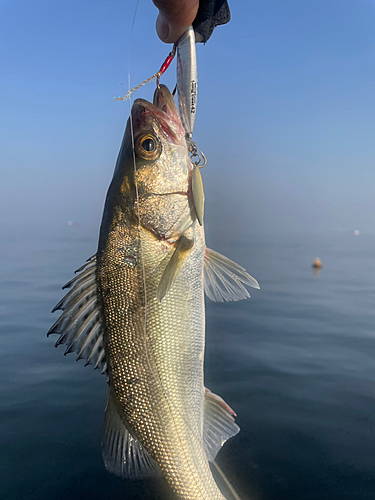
(48, 84), (259, 499)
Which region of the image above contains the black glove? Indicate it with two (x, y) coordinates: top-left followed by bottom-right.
(193, 0), (231, 43)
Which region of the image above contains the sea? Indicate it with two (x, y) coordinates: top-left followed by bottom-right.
(1, 226), (375, 500)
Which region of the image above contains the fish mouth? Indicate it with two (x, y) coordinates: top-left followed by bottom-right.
(152, 84), (179, 119)
(131, 85), (184, 141)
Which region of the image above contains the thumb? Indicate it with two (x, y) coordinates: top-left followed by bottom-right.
(153, 0), (199, 43)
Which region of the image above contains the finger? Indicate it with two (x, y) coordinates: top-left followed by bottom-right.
(153, 0), (199, 43)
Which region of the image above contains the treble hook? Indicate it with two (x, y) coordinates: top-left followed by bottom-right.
(186, 138), (206, 168)
(191, 151), (207, 168)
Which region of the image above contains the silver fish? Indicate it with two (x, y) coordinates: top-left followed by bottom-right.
(49, 84), (259, 499)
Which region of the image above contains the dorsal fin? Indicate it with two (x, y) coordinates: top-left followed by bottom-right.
(203, 388), (240, 462)
(102, 389), (161, 480)
(157, 235), (194, 302)
(204, 248), (260, 302)
(48, 255), (107, 376)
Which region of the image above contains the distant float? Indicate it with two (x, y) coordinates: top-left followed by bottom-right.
(312, 257), (322, 269)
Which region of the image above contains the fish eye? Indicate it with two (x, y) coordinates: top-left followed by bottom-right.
(135, 134), (160, 160)
(142, 138), (155, 152)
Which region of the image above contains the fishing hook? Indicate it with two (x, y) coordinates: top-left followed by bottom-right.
(191, 151), (206, 168)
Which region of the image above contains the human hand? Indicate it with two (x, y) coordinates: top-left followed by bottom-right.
(153, 0), (199, 43)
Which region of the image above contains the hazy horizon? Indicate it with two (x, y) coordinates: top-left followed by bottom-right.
(1, 0), (375, 237)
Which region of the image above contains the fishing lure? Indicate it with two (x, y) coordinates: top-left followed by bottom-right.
(116, 25), (206, 225)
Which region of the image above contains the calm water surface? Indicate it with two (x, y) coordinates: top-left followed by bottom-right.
(1, 227), (375, 500)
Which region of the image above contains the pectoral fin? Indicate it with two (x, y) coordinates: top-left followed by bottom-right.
(192, 166), (205, 225)
(102, 389), (161, 480)
(157, 235), (194, 302)
(204, 248), (260, 302)
(203, 388), (240, 461)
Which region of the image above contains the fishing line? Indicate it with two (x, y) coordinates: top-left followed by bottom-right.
(126, 0), (156, 385)
(212, 461), (242, 500)
(126, 3), (182, 420)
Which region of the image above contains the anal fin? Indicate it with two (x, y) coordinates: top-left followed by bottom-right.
(102, 389), (161, 480)
(203, 388), (240, 462)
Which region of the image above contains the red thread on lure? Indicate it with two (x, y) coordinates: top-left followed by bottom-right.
(115, 45), (176, 102)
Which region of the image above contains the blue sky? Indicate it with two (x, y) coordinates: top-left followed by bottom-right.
(1, 0), (375, 236)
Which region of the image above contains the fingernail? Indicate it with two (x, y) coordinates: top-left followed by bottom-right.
(156, 14), (170, 42)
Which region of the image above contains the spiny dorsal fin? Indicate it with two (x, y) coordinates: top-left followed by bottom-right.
(203, 388), (240, 462)
(48, 255), (107, 376)
(204, 248), (260, 302)
(102, 389), (161, 480)
(157, 235), (194, 302)
(192, 166), (205, 226)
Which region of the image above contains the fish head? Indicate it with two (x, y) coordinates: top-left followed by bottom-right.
(113, 85), (193, 240)
(131, 84), (189, 194)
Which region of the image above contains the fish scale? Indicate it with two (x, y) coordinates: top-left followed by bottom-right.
(97, 216), (223, 498)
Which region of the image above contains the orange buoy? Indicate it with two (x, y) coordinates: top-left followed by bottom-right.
(312, 257), (322, 268)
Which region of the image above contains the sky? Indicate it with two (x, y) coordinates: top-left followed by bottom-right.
(1, 0), (375, 238)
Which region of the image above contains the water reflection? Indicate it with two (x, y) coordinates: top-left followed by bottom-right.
(1, 230), (375, 500)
